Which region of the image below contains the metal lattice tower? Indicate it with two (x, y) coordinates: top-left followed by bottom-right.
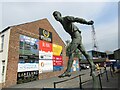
(91, 25), (99, 51)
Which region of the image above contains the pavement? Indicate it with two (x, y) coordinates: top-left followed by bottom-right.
(9, 69), (92, 89)
(82, 70), (119, 89)
(1, 67), (119, 90)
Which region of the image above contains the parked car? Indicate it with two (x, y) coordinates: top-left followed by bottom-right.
(80, 64), (90, 69)
(80, 64), (87, 69)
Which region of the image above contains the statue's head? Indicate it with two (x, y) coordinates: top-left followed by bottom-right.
(53, 11), (62, 21)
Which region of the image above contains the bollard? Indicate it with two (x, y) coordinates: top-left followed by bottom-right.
(105, 69), (109, 82)
(54, 82), (56, 88)
(110, 68), (114, 77)
(100, 69), (102, 77)
(98, 74), (102, 90)
(79, 75), (82, 89)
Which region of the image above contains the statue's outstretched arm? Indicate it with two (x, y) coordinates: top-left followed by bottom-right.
(65, 16), (94, 25)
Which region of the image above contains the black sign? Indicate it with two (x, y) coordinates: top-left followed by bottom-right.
(17, 71), (39, 84)
(39, 28), (52, 43)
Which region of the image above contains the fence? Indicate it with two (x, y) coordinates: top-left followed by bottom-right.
(53, 68), (114, 89)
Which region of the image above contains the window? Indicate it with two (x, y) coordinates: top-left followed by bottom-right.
(2, 60), (5, 75)
(1, 35), (4, 50)
(2, 66), (5, 75)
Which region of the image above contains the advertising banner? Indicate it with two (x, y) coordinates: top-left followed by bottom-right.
(53, 66), (63, 71)
(52, 44), (62, 56)
(39, 28), (52, 43)
(39, 40), (52, 52)
(39, 51), (53, 60)
(17, 70), (39, 84)
(53, 56), (63, 66)
(19, 35), (39, 56)
(71, 60), (79, 72)
(18, 35), (39, 73)
(18, 63), (39, 72)
(39, 60), (53, 73)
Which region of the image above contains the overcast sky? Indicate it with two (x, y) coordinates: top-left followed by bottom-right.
(0, 0), (119, 52)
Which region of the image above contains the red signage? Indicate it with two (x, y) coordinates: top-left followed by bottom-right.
(53, 56), (63, 66)
(39, 40), (52, 52)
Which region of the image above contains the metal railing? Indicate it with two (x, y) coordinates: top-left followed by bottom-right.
(53, 68), (112, 89)
(54, 73), (84, 89)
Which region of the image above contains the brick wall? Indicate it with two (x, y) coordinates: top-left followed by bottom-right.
(4, 18), (66, 87)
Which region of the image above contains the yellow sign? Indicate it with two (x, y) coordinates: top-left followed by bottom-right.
(52, 44), (62, 56)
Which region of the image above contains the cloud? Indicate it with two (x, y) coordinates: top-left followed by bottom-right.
(1, 2), (110, 28)
(1, 2), (107, 32)
(1, 2), (118, 51)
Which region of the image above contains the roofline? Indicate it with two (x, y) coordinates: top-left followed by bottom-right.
(0, 27), (11, 34)
(45, 19), (66, 46)
(13, 18), (47, 27)
(114, 48), (120, 52)
(0, 18), (47, 34)
(87, 50), (106, 53)
(0, 18), (66, 46)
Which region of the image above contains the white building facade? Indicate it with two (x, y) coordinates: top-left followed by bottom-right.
(0, 28), (11, 87)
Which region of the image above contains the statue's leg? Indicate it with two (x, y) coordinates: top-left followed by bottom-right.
(78, 44), (95, 73)
(65, 52), (74, 73)
(66, 47), (81, 73)
(78, 44), (100, 89)
(58, 53), (74, 78)
(58, 39), (78, 78)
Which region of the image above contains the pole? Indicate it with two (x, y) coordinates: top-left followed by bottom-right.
(91, 25), (98, 51)
(110, 66), (114, 77)
(105, 68), (109, 82)
(98, 74), (102, 90)
(79, 75), (82, 89)
(54, 82), (56, 88)
(100, 69), (102, 77)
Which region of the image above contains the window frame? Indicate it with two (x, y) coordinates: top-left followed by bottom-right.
(2, 60), (5, 75)
(1, 35), (4, 51)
